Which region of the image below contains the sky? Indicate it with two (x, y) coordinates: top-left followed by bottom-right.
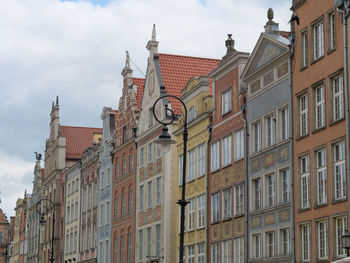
(0, 0), (291, 218)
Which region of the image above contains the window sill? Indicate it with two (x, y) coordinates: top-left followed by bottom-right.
(296, 133), (309, 141)
(210, 168), (220, 174)
(327, 48), (336, 55)
(300, 65), (308, 72)
(313, 202), (328, 209)
(211, 220), (220, 225)
(311, 125), (326, 134)
(310, 55), (325, 65)
(222, 216), (232, 222)
(234, 213), (244, 218)
(331, 197), (347, 205)
(297, 207), (311, 213)
(222, 163), (232, 169)
(329, 117), (345, 127)
(222, 110), (232, 117)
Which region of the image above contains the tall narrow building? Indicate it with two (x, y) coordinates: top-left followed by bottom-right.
(207, 35), (248, 263)
(241, 9), (293, 262)
(291, 0), (348, 261)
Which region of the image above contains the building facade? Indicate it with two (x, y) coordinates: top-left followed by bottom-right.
(207, 35), (248, 263)
(0, 208), (9, 263)
(291, 0), (348, 262)
(63, 162), (80, 263)
(173, 76), (212, 263)
(112, 53), (144, 263)
(241, 9), (293, 262)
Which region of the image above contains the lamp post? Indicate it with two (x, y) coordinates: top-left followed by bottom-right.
(341, 231), (350, 257)
(152, 90), (188, 263)
(36, 198), (55, 263)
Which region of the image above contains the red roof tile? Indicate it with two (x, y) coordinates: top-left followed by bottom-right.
(133, 78), (145, 109)
(158, 53), (220, 113)
(280, 31), (290, 39)
(60, 126), (102, 160)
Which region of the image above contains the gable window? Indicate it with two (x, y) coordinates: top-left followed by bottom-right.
(316, 149), (327, 205)
(312, 18), (324, 61)
(234, 129), (244, 160)
(314, 84), (325, 129)
(222, 135), (231, 166)
(300, 29), (308, 69)
(299, 93), (309, 137)
(188, 106), (197, 122)
(188, 148), (195, 182)
(222, 88), (232, 115)
(300, 155), (310, 209)
(334, 141), (346, 200)
(211, 141), (220, 172)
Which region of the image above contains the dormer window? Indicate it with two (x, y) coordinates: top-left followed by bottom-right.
(188, 106), (197, 122)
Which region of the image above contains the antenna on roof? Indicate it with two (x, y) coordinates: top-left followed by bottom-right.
(130, 58), (146, 77)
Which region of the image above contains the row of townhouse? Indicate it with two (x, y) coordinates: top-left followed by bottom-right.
(15, 0), (350, 263)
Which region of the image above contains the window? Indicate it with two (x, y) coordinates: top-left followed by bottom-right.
(106, 240), (109, 263)
(127, 232), (132, 263)
(314, 84), (325, 129)
(300, 29), (308, 68)
(156, 177), (161, 205)
(139, 185), (144, 211)
(279, 107), (289, 141)
(114, 196), (119, 219)
(252, 121), (261, 153)
(156, 143), (161, 159)
(197, 243), (204, 263)
(300, 155), (310, 209)
(123, 126), (127, 143)
(128, 190), (133, 214)
(280, 168), (290, 203)
(312, 19), (324, 60)
(188, 148), (196, 181)
(197, 194), (205, 228)
(179, 154), (184, 186)
(252, 233), (261, 259)
(147, 227), (152, 257)
(234, 237), (244, 263)
(148, 181), (153, 208)
(140, 147), (145, 167)
(252, 177), (261, 211)
(222, 188), (232, 219)
(335, 216), (346, 257)
(211, 193), (220, 223)
(334, 141), (346, 200)
(129, 154), (134, 172)
(100, 203), (104, 226)
(316, 149), (327, 205)
(211, 242), (220, 263)
(266, 172), (275, 207)
(299, 94), (308, 136)
(211, 141), (220, 172)
(266, 231), (275, 257)
(188, 106), (197, 122)
(100, 171), (105, 189)
(234, 129), (244, 160)
(234, 183), (244, 216)
(148, 107), (154, 127)
(265, 115), (275, 147)
(187, 245), (195, 263)
(333, 75), (344, 121)
(222, 135), (231, 166)
(99, 242), (104, 263)
(138, 230), (143, 260)
(115, 162), (119, 179)
(187, 198), (195, 231)
(114, 238), (118, 263)
(148, 143), (153, 163)
(121, 193), (126, 217)
(122, 158), (126, 176)
(280, 228), (290, 256)
(155, 224), (161, 256)
(328, 11), (336, 51)
(317, 220), (328, 259)
(222, 239), (232, 263)
(106, 201), (110, 224)
(197, 143), (205, 177)
(222, 88), (231, 115)
(120, 235), (125, 263)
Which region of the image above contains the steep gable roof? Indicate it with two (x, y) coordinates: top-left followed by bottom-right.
(156, 53), (220, 113)
(133, 78), (145, 109)
(60, 126), (102, 160)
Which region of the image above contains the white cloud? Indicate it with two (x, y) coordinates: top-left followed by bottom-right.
(0, 0), (291, 214)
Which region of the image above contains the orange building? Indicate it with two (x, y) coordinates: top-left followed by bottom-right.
(291, 0), (348, 261)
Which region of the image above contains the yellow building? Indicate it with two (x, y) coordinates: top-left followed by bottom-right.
(173, 76), (213, 262)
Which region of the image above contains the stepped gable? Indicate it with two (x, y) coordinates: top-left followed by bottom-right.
(158, 53), (220, 113)
(133, 77), (145, 109)
(60, 126), (103, 159)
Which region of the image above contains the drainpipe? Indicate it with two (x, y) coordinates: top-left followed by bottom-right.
(240, 101), (249, 263)
(289, 25), (296, 263)
(336, 0), (350, 229)
(206, 122), (212, 263)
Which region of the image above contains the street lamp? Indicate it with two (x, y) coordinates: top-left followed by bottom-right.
(341, 231), (350, 257)
(152, 89), (188, 263)
(36, 198), (55, 263)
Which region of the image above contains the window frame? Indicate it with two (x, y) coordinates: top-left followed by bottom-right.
(222, 88), (232, 115)
(300, 28), (308, 70)
(311, 16), (325, 62)
(222, 135), (232, 167)
(234, 129), (244, 161)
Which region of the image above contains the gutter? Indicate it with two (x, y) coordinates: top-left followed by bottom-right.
(206, 122), (212, 263)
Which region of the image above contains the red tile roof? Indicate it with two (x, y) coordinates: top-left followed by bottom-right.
(133, 78), (145, 109)
(60, 126), (102, 160)
(158, 53), (220, 113)
(280, 31), (290, 39)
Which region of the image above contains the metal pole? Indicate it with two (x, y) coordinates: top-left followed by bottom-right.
(49, 210), (55, 263)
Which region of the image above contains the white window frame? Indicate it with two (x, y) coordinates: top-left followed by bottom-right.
(234, 183), (244, 216)
(317, 220), (328, 260)
(148, 143), (153, 163)
(222, 188), (232, 220)
(316, 149), (327, 205)
(187, 198), (195, 231)
(187, 245), (195, 263)
(334, 141), (346, 200)
(301, 30), (308, 68)
(301, 224), (311, 261)
(300, 155), (310, 209)
(179, 154), (184, 186)
(265, 114), (275, 147)
(333, 75), (344, 121)
(252, 233), (261, 259)
(234, 236), (244, 263)
(279, 107), (289, 141)
(252, 177), (261, 211)
(197, 194), (205, 229)
(188, 148), (196, 182)
(147, 181), (153, 208)
(252, 120), (261, 153)
(280, 168), (290, 204)
(266, 231), (275, 258)
(211, 242), (220, 263)
(335, 216), (346, 257)
(211, 141), (220, 172)
(265, 172), (276, 207)
(222, 135), (232, 166)
(222, 89), (232, 115)
(315, 84), (325, 129)
(197, 243), (205, 263)
(313, 19), (324, 60)
(222, 239), (232, 263)
(197, 143), (205, 177)
(280, 228), (290, 256)
(234, 129), (244, 160)
(299, 94), (309, 136)
(211, 192), (220, 223)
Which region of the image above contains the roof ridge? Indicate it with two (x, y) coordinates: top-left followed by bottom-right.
(158, 53), (221, 62)
(133, 77), (145, 81)
(61, 125), (102, 130)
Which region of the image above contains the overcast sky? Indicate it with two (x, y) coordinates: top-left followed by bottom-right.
(0, 0), (291, 217)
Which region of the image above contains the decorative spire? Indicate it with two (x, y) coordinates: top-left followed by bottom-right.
(146, 24), (159, 55)
(52, 101), (54, 110)
(222, 34), (236, 61)
(152, 23), (156, 41)
(265, 8), (279, 34)
(125, 50), (130, 68)
(56, 95), (59, 106)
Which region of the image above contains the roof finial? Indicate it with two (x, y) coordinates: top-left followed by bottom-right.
(152, 24), (156, 41)
(56, 96), (59, 106)
(267, 8), (274, 21)
(222, 34), (236, 60)
(265, 8), (279, 34)
(52, 101), (54, 110)
(126, 50), (130, 68)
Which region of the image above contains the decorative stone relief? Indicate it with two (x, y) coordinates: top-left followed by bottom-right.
(211, 224), (221, 240)
(233, 217), (244, 235)
(251, 217), (261, 228)
(278, 147), (289, 162)
(251, 158), (260, 173)
(222, 221), (233, 238)
(264, 213), (275, 225)
(279, 209), (290, 222)
(264, 152), (275, 168)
